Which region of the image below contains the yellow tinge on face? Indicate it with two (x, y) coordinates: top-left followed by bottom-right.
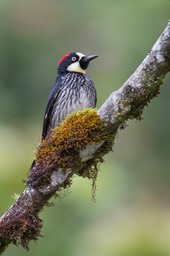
(67, 62), (86, 74)
(67, 52), (86, 74)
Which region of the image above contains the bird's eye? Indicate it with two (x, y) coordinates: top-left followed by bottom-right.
(71, 57), (77, 61)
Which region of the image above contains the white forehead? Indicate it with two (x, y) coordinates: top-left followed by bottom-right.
(76, 52), (85, 59)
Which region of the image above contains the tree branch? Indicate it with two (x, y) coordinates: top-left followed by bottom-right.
(0, 21), (170, 254)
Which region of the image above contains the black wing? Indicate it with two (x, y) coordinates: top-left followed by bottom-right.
(42, 78), (62, 139)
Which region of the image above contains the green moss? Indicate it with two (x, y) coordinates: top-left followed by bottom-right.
(35, 109), (109, 169)
(28, 109), (114, 191)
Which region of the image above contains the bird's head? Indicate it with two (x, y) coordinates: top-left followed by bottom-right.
(57, 52), (98, 76)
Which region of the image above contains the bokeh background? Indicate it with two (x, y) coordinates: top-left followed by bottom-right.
(0, 1), (170, 255)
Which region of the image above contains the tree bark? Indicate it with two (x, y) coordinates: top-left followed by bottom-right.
(0, 21), (170, 254)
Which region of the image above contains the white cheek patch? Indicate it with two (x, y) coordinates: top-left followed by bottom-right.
(67, 61), (86, 74)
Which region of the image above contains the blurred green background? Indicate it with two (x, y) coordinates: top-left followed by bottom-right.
(0, 0), (170, 255)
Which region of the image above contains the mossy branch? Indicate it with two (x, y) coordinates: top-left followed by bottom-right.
(0, 21), (170, 254)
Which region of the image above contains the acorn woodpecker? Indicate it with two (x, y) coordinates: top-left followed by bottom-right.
(42, 52), (98, 139)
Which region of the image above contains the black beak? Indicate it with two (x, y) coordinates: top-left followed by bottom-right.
(81, 54), (98, 63)
(80, 54), (98, 70)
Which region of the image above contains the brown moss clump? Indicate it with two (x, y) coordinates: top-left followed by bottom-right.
(0, 212), (42, 250)
(35, 109), (109, 169)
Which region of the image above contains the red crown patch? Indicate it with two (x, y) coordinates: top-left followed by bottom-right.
(58, 53), (70, 65)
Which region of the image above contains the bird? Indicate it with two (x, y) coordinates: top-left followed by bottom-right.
(42, 52), (98, 139)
